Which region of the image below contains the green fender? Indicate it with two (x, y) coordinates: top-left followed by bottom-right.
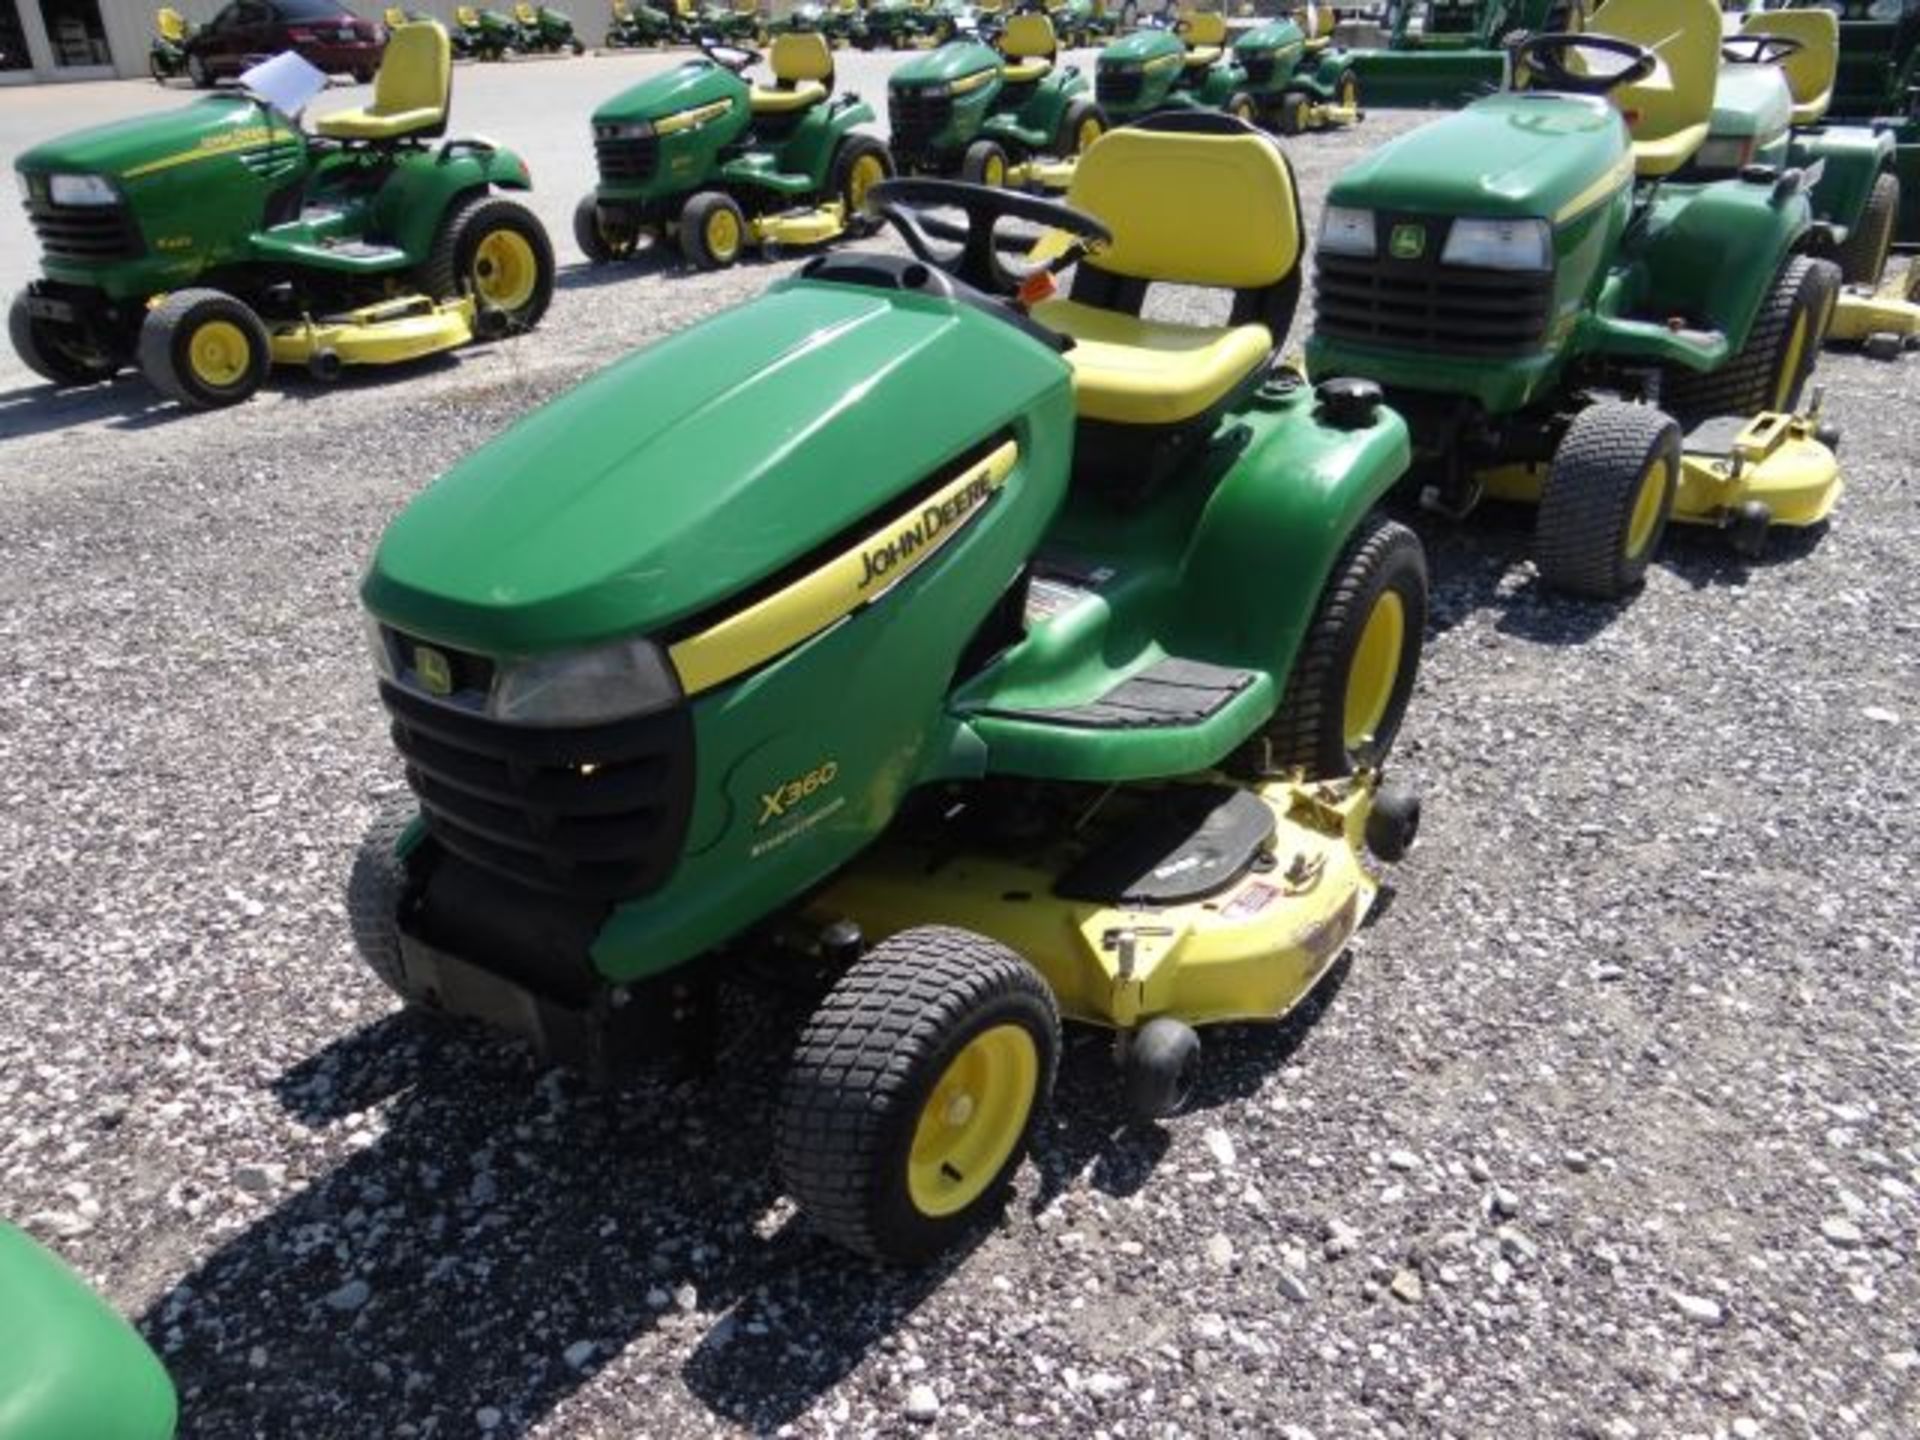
(1790, 124), (1897, 241)
(371, 144), (535, 263)
(0, 1225), (176, 1440)
(768, 99), (880, 194)
(1197, 62), (1249, 109)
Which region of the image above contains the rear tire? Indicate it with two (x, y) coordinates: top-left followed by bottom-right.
(1665, 254), (1837, 420)
(830, 133), (894, 237)
(777, 926), (1059, 1263)
(346, 796), (417, 1001)
(1534, 402), (1680, 600)
(961, 138), (1009, 187)
(1248, 513), (1427, 778)
(1835, 171), (1898, 287)
(9, 290), (121, 387)
(137, 288), (270, 410)
(423, 192), (556, 330)
(187, 51), (211, 88)
(678, 190), (748, 269)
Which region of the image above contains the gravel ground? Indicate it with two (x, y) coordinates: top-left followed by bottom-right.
(4, 52), (1919, 1440)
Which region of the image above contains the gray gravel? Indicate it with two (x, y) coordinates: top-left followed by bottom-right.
(4, 52), (1919, 1440)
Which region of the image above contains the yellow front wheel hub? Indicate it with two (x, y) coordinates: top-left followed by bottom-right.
(188, 318), (252, 388)
(705, 205), (742, 261)
(1625, 454), (1671, 560)
(846, 153), (886, 213)
(471, 228), (539, 312)
(1343, 589), (1405, 750)
(1341, 75), (1358, 107)
(983, 153), (1006, 187)
(907, 1024), (1038, 1218)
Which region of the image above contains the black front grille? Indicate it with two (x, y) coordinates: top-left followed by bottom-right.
(1097, 68), (1143, 106)
(889, 87), (954, 155)
(25, 200), (141, 262)
(594, 133), (660, 185)
(381, 678), (696, 903)
(1239, 53), (1275, 86)
(1314, 216), (1554, 357)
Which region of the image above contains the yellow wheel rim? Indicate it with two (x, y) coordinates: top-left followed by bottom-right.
(1343, 590), (1405, 751)
(846, 153), (886, 212)
(471, 228), (538, 311)
(983, 153), (1006, 187)
(1625, 453), (1670, 560)
(188, 318), (251, 388)
(1342, 75), (1357, 107)
(705, 205), (741, 261)
(1773, 309), (1809, 412)
(1076, 116), (1103, 153)
(907, 1023), (1038, 1218)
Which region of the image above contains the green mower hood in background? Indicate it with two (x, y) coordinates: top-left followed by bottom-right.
(890, 37), (1003, 90)
(0, 1224), (177, 1440)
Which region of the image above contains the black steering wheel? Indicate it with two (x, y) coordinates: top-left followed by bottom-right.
(698, 37), (761, 72)
(1513, 32), (1658, 96)
(866, 177), (1113, 297)
(1721, 33), (1805, 67)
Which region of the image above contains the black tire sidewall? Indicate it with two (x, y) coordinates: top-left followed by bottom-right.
(961, 138), (1008, 186)
(678, 191), (746, 269)
(830, 134), (892, 234)
(1324, 521), (1427, 774)
(1537, 404), (1681, 598)
(146, 291), (270, 409)
(448, 195), (556, 327)
(573, 192), (616, 263)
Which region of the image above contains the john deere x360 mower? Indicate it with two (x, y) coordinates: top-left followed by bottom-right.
(1306, 0), (1845, 585)
(1351, 0), (1595, 107)
(353, 113), (1427, 1263)
(10, 24), (554, 410)
(1095, 11), (1258, 126)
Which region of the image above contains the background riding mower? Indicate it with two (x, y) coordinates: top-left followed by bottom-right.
(1801, 0), (1920, 246)
(605, 0), (678, 47)
(779, 0), (867, 46)
(454, 4), (524, 59)
(9, 26), (554, 410)
(575, 36), (892, 268)
(149, 6), (194, 82)
(1306, 0), (1845, 585)
(1233, 8), (1365, 135)
(674, 0), (770, 45)
(862, 0), (956, 50)
(512, 1), (588, 53)
(1714, 8), (1920, 359)
(888, 12), (1106, 189)
(1095, 9), (1258, 125)
(351, 112), (1427, 1263)
(0, 1222), (177, 1440)
(1350, 0), (1593, 107)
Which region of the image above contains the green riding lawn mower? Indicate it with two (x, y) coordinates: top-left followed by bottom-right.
(862, 0), (959, 50)
(1813, 0), (1920, 241)
(511, 0), (589, 53)
(1349, 0), (1595, 107)
(575, 35), (893, 269)
(352, 112), (1429, 1263)
(453, 4), (525, 59)
(1094, 8), (1362, 133)
(9, 25), (554, 410)
(1306, 0), (1846, 586)
(779, 0), (867, 46)
(0, 1222), (177, 1440)
(888, 12), (1106, 190)
(605, 0), (679, 47)
(1707, 9), (1920, 357)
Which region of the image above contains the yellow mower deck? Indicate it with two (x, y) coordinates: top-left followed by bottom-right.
(1006, 157), (1078, 192)
(747, 201), (852, 249)
(1827, 263), (1920, 357)
(811, 776), (1380, 1031)
(268, 293), (479, 370)
(1299, 99), (1362, 131)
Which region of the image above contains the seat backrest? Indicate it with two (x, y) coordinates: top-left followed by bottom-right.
(1002, 13), (1057, 59)
(373, 21), (452, 117)
(515, 2), (536, 21)
(1742, 9), (1838, 118)
(1292, 4), (1334, 41)
(1181, 10), (1227, 47)
(1590, 0), (1720, 155)
(157, 6), (188, 40)
(384, 6), (406, 26)
(735, 0), (758, 15)
(456, 6), (479, 25)
(770, 30), (834, 86)
(1066, 120), (1301, 291)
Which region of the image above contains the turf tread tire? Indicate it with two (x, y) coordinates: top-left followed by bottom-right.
(678, 190), (747, 270)
(1835, 171), (1898, 287)
(422, 193), (556, 330)
(1534, 402), (1680, 600)
(10, 290), (119, 387)
(346, 796), (416, 1001)
(1665, 254), (1836, 421)
(136, 287), (270, 410)
(776, 926), (1059, 1264)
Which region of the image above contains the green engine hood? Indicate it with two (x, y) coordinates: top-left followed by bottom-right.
(15, 93), (286, 181)
(1328, 92), (1629, 220)
(1099, 28), (1185, 67)
(890, 38), (1002, 89)
(1709, 63), (1792, 144)
(591, 57), (749, 126)
(0, 1224), (177, 1440)
(1233, 18), (1305, 57)
(364, 279), (1072, 655)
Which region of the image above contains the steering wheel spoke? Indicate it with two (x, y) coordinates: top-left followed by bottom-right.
(1514, 32), (1659, 97)
(865, 178), (1113, 298)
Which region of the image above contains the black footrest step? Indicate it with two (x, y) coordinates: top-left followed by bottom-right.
(986, 657), (1255, 732)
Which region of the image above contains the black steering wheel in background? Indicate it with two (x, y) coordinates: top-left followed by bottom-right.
(865, 177), (1113, 297)
(1721, 33), (1805, 67)
(698, 37), (761, 72)
(1513, 32), (1659, 95)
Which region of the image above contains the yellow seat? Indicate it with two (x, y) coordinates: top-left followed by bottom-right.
(1293, 3), (1335, 52)
(750, 31), (834, 115)
(315, 21), (451, 141)
(456, 6), (479, 25)
(156, 6), (188, 42)
(1000, 14), (1056, 83)
(1039, 122), (1302, 427)
(514, 2), (536, 22)
(1742, 9), (1838, 127)
(1180, 9), (1225, 66)
(1589, 0), (1720, 177)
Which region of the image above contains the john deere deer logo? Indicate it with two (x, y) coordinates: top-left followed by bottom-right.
(1389, 224), (1426, 261)
(413, 645), (453, 697)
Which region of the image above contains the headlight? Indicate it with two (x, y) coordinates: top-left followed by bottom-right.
(1691, 136), (1756, 173)
(14, 170), (29, 201)
(1441, 217), (1551, 272)
(1319, 205), (1378, 257)
(491, 638), (681, 727)
(48, 173), (117, 207)
(595, 121), (654, 140)
(365, 615), (397, 682)
(1868, 0), (1901, 18)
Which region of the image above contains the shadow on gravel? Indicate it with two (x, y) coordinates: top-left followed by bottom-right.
(554, 252), (683, 290)
(0, 375), (182, 440)
(1410, 502), (1628, 648)
(1658, 518), (1832, 587)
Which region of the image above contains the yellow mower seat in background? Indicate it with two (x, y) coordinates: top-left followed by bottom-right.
(384, 6), (407, 26)
(156, 6), (188, 42)
(751, 32), (834, 114)
(456, 6), (480, 26)
(1589, 0), (1720, 177)
(315, 21), (452, 141)
(1180, 10), (1226, 67)
(1000, 14), (1058, 84)
(1742, 8), (1838, 126)
(1294, 4), (1335, 52)
(514, 3), (536, 23)
(1033, 122), (1302, 426)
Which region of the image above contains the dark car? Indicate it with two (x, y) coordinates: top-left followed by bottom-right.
(184, 0), (385, 87)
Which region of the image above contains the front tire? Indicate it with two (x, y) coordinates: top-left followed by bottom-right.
(1534, 402), (1680, 600)
(9, 290), (121, 387)
(1251, 513), (1427, 778)
(1226, 91), (1258, 126)
(346, 796), (417, 1001)
(961, 138), (1009, 187)
(572, 193), (637, 263)
(1665, 254), (1838, 420)
(187, 51), (211, 88)
(422, 192), (556, 330)
(137, 287), (270, 410)
(1835, 171), (1899, 287)
(776, 926), (1060, 1264)
(678, 190), (748, 269)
